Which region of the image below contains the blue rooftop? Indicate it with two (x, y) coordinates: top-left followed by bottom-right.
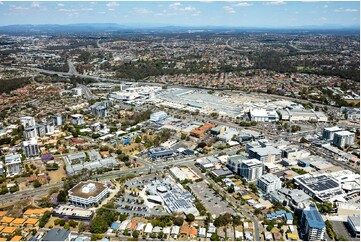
(111, 222), (120, 230)
(303, 204), (326, 229)
(285, 213), (293, 220)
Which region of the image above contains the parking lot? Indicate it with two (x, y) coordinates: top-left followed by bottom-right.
(115, 191), (167, 217)
(189, 181), (235, 216)
(330, 221), (358, 241)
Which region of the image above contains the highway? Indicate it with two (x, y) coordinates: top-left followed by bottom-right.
(0, 182), (63, 205)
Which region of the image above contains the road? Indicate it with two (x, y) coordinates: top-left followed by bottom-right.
(67, 59), (78, 75)
(77, 83), (96, 99)
(0, 182), (63, 205)
(225, 38), (253, 53)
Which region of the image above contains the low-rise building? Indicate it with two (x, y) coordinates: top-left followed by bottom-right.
(150, 111), (168, 122)
(42, 228), (71, 241)
(346, 215), (360, 238)
(68, 181), (109, 208)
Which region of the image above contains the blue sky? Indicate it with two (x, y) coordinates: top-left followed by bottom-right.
(0, 1), (359, 27)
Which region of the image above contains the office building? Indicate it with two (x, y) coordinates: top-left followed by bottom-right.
(22, 138), (40, 158)
(71, 114), (85, 125)
(20, 116), (36, 128)
(227, 155), (247, 174)
(333, 131), (355, 148)
(240, 159), (263, 181)
(346, 215), (360, 238)
(4, 154), (23, 177)
(249, 146), (282, 163)
(150, 111), (168, 122)
(68, 181), (109, 208)
(300, 203), (326, 241)
(257, 173), (282, 193)
(52, 114), (64, 126)
(322, 126), (343, 140)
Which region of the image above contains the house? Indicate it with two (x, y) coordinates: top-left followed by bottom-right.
(1, 227), (16, 236)
(198, 228), (206, 238)
(24, 218), (38, 227)
(0, 217), (14, 226)
(180, 225), (189, 235)
(189, 228), (197, 238)
(144, 223), (153, 234)
(171, 226), (180, 236)
(11, 218), (25, 227)
(10, 236), (22, 241)
(41, 228), (71, 241)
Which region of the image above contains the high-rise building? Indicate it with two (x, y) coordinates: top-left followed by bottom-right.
(322, 126), (343, 140)
(22, 138), (40, 158)
(20, 116), (36, 128)
(52, 114), (64, 126)
(333, 131), (355, 148)
(4, 154), (23, 177)
(71, 114), (85, 125)
(240, 159), (263, 181)
(257, 173), (282, 193)
(227, 155), (247, 174)
(300, 203), (326, 241)
(24, 126), (38, 139)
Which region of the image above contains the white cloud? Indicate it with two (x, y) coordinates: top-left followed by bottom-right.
(233, 2), (252, 7)
(9, 5), (29, 11)
(323, 5), (328, 8)
(191, 11), (201, 16)
(169, 2), (182, 9)
(57, 3), (64, 7)
(133, 8), (152, 14)
(335, 8), (358, 12)
(31, 2), (40, 8)
(263, 1), (286, 5)
(224, 6), (236, 14)
(0, 1), (3, 5)
(81, 8), (93, 11)
(106, 2), (119, 8)
(58, 8), (78, 12)
(183, 6), (196, 11)
(98, 11), (106, 14)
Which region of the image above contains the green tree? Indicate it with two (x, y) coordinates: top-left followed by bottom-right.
(33, 180), (42, 188)
(210, 233), (219, 241)
(185, 214), (195, 222)
(173, 216), (184, 226)
(57, 190), (67, 203)
(132, 230), (139, 238)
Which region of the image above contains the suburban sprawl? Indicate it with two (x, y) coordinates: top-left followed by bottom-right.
(0, 22), (359, 242)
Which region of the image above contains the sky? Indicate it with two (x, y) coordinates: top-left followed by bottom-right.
(0, 1), (359, 28)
